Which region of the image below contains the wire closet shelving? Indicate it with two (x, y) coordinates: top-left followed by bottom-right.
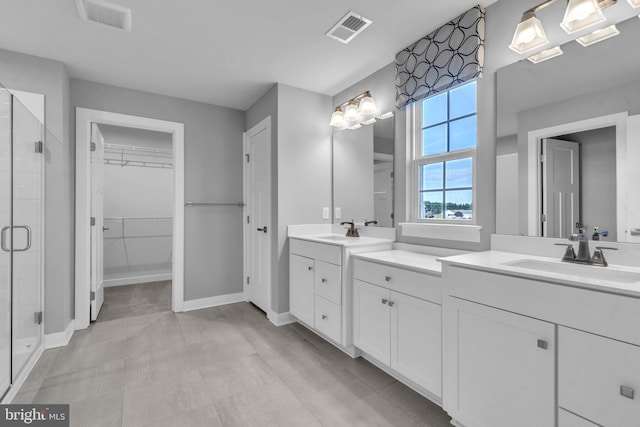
(103, 143), (173, 168)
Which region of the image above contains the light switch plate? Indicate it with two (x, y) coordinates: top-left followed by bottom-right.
(335, 207), (341, 219)
(322, 207), (329, 219)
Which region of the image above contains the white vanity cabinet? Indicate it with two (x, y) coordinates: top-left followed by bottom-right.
(441, 252), (640, 427)
(353, 257), (442, 400)
(288, 236), (392, 351)
(444, 296), (555, 427)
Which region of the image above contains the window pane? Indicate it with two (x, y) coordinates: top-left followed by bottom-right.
(450, 81), (476, 119)
(422, 92), (447, 127)
(445, 158), (472, 188)
(420, 191), (443, 219)
(445, 189), (472, 219)
(420, 162), (443, 191)
(422, 124), (447, 156)
(449, 116), (476, 151)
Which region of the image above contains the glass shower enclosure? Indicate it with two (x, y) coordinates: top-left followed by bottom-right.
(0, 84), (44, 401)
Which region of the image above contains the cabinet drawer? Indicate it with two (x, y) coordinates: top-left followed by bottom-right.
(559, 326), (640, 427)
(558, 409), (599, 427)
(314, 296), (341, 343)
(314, 260), (341, 304)
(290, 238), (342, 265)
(354, 259), (441, 304)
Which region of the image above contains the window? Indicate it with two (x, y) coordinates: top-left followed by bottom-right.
(412, 81), (476, 221)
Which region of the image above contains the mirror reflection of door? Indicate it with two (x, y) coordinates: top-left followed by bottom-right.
(374, 153), (393, 227)
(541, 138), (580, 238)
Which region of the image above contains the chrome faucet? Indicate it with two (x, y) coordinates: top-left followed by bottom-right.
(555, 226), (617, 266)
(340, 220), (359, 237)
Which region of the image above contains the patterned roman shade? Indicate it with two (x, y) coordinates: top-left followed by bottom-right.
(395, 5), (485, 109)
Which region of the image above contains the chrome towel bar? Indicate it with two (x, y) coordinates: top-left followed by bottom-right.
(185, 201), (245, 207)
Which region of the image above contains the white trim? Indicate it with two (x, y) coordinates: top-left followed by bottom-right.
(1, 344), (44, 404)
(75, 108), (185, 330)
(399, 222), (482, 242)
(181, 292), (245, 312)
(44, 319), (75, 349)
(104, 273), (172, 287)
(268, 311), (297, 326)
(526, 112), (628, 237)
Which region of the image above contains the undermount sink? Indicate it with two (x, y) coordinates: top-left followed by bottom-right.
(503, 259), (640, 284)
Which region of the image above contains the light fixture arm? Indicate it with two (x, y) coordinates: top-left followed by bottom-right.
(524, 0), (559, 16)
(335, 91), (373, 109)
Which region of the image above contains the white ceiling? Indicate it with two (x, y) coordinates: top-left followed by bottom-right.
(0, 0), (498, 111)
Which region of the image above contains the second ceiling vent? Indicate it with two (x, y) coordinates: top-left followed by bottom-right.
(76, 0), (132, 32)
(325, 11), (372, 44)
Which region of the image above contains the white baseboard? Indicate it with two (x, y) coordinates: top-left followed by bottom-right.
(104, 273), (172, 287)
(268, 311), (296, 326)
(45, 319), (75, 349)
(1, 343), (44, 404)
(181, 292), (245, 312)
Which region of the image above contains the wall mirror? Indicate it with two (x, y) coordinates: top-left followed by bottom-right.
(332, 117), (394, 227)
(496, 14), (640, 243)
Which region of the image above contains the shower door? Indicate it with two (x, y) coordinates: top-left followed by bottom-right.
(0, 87), (44, 400)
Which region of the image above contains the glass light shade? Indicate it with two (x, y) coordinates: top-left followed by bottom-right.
(561, 0), (606, 34)
(358, 93), (377, 115)
(527, 46), (563, 64)
(576, 24), (619, 46)
(329, 108), (345, 127)
(344, 102), (360, 121)
(509, 13), (549, 54)
(629, 0), (640, 8)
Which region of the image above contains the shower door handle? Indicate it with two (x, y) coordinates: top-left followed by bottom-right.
(13, 225), (31, 252)
(1, 226), (9, 252)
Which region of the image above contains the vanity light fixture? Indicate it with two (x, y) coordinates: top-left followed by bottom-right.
(576, 23), (619, 45)
(561, 0), (606, 33)
(527, 46), (564, 63)
(329, 91), (379, 128)
(509, 0), (558, 54)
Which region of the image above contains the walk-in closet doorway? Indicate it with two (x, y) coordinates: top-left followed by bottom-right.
(75, 109), (184, 330)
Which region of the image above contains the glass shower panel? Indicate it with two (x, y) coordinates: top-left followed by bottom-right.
(11, 95), (43, 381)
(0, 88), (11, 397)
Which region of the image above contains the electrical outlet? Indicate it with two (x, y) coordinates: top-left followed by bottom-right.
(322, 207), (329, 219)
(335, 207), (341, 219)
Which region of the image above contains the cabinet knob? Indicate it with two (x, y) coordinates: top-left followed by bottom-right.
(381, 298), (388, 305)
(307, 266), (313, 271)
(321, 278), (327, 283)
(537, 339), (548, 350)
(321, 314), (328, 320)
(621, 385), (635, 400)
(385, 275), (392, 282)
(388, 301), (395, 307)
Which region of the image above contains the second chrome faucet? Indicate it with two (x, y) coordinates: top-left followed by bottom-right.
(555, 226), (617, 267)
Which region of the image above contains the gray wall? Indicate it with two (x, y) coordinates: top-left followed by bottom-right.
(70, 79), (245, 301)
(0, 48), (73, 335)
(246, 83), (332, 314)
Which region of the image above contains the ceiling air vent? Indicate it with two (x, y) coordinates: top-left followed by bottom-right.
(325, 11), (372, 44)
(76, 0), (132, 32)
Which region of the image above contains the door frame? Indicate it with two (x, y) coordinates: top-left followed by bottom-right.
(526, 112), (627, 238)
(243, 116), (272, 315)
(75, 108), (185, 330)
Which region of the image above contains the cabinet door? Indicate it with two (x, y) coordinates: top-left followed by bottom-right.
(353, 279), (390, 364)
(289, 254), (314, 326)
(314, 260), (341, 304)
(390, 291), (442, 398)
(443, 297), (555, 427)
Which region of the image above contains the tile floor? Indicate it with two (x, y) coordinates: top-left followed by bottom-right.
(96, 281), (171, 322)
(13, 302), (452, 427)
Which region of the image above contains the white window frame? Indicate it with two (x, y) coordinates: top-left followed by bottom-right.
(408, 85), (478, 225)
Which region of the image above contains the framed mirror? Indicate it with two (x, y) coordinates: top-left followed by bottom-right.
(332, 117), (394, 227)
(496, 15), (640, 243)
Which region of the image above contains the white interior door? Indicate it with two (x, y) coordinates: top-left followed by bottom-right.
(373, 157), (393, 227)
(542, 138), (580, 238)
(244, 118), (271, 314)
(90, 123), (104, 321)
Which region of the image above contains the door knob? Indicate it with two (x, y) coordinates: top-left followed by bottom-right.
(257, 226), (267, 233)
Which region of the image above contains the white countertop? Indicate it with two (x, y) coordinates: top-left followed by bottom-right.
(352, 250), (442, 276)
(288, 234), (394, 248)
(439, 250), (640, 298)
